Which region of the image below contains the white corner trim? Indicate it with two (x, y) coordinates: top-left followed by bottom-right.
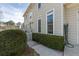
(36, 19), (38, 33)
(60, 4), (64, 36)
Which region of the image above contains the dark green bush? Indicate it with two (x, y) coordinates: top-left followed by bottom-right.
(32, 33), (64, 51)
(0, 29), (27, 56)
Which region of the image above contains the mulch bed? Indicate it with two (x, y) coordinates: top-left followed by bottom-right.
(22, 46), (40, 56)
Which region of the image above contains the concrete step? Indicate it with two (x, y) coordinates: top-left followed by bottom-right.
(64, 44), (79, 56)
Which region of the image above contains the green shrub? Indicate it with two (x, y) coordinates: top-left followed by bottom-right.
(32, 33), (64, 51)
(0, 29), (27, 56)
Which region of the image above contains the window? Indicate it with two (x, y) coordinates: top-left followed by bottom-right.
(38, 3), (41, 9)
(29, 12), (33, 19)
(47, 11), (53, 34)
(38, 19), (41, 32)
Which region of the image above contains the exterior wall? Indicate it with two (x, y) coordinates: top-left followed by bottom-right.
(24, 3), (79, 44)
(24, 3), (64, 36)
(64, 6), (78, 44)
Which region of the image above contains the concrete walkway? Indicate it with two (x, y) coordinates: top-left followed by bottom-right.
(64, 45), (79, 56)
(27, 41), (63, 56)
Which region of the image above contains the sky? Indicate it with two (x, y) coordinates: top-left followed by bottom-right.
(0, 3), (29, 23)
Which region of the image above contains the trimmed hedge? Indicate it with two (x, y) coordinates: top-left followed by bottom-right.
(32, 33), (64, 51)
(0, 29), (27, 56)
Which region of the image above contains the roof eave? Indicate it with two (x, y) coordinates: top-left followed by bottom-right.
(23, 3), (33, 17)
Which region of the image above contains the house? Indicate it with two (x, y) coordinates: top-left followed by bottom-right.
(0, 22), (6, 31)
(0, 21), (19, 31)
(23, 3), (79, 46)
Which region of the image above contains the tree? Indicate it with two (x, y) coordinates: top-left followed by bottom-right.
(5, 20), (15, 25)
(16, 22), (21, 26)
(16, 22), (21, 28)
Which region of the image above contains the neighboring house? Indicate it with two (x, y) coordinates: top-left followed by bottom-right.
(0, 22), (19, 31)
(23, 3), (79, 45)
(0, 22), (6, 27)
(0, 22), (6, 31)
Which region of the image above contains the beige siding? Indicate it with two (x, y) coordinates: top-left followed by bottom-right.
(24, 3), (79, 44)
(64, 7), (78, 44)
(24, 3), (64, 36)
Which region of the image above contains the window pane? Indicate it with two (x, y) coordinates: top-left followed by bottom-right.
(47, 14), (53, 34)
(47, 14), (53, 22)
(38, 20), (41, 32)
(38, 3), (41, 9)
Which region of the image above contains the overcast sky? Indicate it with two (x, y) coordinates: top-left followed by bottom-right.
(0, 3), (29, 23)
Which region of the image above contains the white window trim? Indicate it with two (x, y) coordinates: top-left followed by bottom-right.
(37, 3), (42, 10)
(29, 12), (33, 20)
(37, 18), (41, 33)
(46, 9), (55, 35)
(77, 10), (79, 44)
